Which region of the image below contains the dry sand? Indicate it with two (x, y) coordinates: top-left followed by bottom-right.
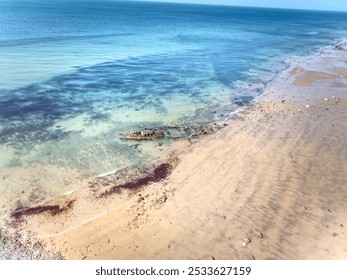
(1, 46), (347, 260)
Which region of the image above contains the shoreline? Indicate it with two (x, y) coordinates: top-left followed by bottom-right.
(1, 40), (347, 259)
(0, 36), (341, 218)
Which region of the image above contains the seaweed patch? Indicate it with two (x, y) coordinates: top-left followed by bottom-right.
(99, 163), (171, 197)
(10, 199), (76, 220)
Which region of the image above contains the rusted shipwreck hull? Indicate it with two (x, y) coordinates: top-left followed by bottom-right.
(124, 123), (228, 141)
(125, 129), (165, 140)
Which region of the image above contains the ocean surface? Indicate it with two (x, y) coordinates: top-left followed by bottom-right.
(1, 0), (347, 215)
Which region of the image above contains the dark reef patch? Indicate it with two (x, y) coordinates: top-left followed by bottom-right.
(0, 50), (219, 150)
(234, 95), (254, 106)
(0, 117), (72, 149)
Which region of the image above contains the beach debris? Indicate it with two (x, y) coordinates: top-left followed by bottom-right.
(324, 98), (328, 101)
(305, 105), (310, 108)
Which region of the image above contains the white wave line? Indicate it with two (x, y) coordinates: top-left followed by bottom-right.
(97, 165), (129, 177)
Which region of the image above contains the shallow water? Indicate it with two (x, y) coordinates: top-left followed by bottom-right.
(1, 0), (347, 215)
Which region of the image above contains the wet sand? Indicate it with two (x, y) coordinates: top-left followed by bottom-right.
(1, 45), (347, 260)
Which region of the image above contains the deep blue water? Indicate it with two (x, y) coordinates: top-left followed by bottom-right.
(1, 0), (347, 210)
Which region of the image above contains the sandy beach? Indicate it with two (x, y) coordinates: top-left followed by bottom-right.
(1, 42), (347, 260)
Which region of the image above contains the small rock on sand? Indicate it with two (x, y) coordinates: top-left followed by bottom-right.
(241, 238), (251, 247)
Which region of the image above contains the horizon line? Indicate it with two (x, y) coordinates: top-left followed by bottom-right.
(130, 0), (347, 13)
(5, 0), (347, 13)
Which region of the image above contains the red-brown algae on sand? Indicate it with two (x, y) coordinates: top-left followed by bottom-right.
(10, 199), (76, 220)
(99, 163), (172, 197)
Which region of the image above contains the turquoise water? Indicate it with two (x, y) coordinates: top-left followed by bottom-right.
(1, 0), (347, 213)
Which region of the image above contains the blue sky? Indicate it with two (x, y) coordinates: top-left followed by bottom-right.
(136, 0), (347, 11)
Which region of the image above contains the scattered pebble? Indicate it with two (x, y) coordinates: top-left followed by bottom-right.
(305, 105), (310, 108)
(324, 98), (328, 101)
(298, 109), (301, 112)
(0, 229), (63, 260)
